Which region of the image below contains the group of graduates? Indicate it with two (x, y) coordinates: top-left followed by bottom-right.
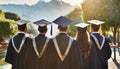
(5, 16), (112, 69)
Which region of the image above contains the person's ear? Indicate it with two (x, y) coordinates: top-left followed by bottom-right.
(45, 29), (48, 34)
(24, 28), (27, 33)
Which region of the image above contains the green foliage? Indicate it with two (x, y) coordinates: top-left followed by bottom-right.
(82, 0), (108, 20)
(0, 19), (18, 39)
(0, 9), (5, 19)
(0, 51), (7, 66)
(107, 0), (120, 27)
(82, 0), (120, 28)
(0, 58), (7, 66)
(27, 23), (38, 36)
(0, 10), (20, 40)
(4, 12), (20, 21)
(66, 7), (83, 37)
(82, 0), (120, 44)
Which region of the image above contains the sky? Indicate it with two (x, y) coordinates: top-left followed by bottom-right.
(0, 0), (83, 6)
(0, 0), (83, 38)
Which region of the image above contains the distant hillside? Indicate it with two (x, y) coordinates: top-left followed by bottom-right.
(0, 0), (74, 21)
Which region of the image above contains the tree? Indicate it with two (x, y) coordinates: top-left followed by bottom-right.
(82, 0), (111, 32)
(66, 7), (83, 37)
(27, 23), (38, 37)
(0, 19), (18, 43)
(82, 0), (120, 60)
(0, 10), (20, 43)
(0, 9), (5, 42)
(4, 12), (20, 21)
(82, 0), (120, 35)
(0, 9), (5, 19)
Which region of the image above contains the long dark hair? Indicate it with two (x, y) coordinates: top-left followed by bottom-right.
(76, 27), (91, 59)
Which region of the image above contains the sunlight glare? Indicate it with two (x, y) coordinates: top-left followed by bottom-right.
(62, 0), (84, 6)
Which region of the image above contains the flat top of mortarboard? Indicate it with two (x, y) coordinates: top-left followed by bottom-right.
(87, 20), (105, 25)
(34, 19), (51, 27)
(15, 19), (30, 25)
(52, 16), (73, 27)
(74, 23), (89, 28)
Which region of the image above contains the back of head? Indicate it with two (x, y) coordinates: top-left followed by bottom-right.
(15, 19), (30, 32)
(18, 24), (27, 31)
(38, 26), (47, 33)
(91, 24), (100, 32)
(58, 26), (68, 32)
(88, 20), (104, 35)
(77, 27), (87, 33)
(76, 28), (90, 48)
(90, 24), (103, 35)
(34, 19), (51, 34)
(53, 16), (72, 32)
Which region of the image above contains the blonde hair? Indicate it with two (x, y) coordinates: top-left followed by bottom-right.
(99, 25), (103, 35)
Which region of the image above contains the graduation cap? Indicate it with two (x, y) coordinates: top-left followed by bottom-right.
(52, 16), (73, 27)
(15, 19), (30, 25)
(34, 19), (52, 35)
(34, 19), (51, 27)
(88, 20), (104, 34)
(87, 20), (105, 25)
(74, 23), (89, 28)
(15, 19), (30, 31)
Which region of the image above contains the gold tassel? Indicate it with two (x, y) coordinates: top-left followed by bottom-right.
(99, 25), (103, 35)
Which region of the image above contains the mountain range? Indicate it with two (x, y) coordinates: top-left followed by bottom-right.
(0, 0), (74, 21)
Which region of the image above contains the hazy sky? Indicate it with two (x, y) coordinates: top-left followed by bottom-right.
(0, 0), (83, 6)
(0, 0), (83, 37)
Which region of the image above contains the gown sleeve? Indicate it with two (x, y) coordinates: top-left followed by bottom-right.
(5, 40), (14, 64)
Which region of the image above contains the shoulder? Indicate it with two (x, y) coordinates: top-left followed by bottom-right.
(25, 37), (32, 40)
(104, 37), (110, 44)
(48, 38), (53, 42)
(25, 37), (32, 44)
(8, 37), (15, 45)
(71, 38), (80, 49)
(90, 35), (94, 40)
(100, 35), (107, 42)
(47, 38), (54, 45)
(68, 36), (78, 44)
(26, 36), (32, 39)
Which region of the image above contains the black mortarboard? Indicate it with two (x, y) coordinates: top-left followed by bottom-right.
(15, 19), (30, 31)
(34, 19), (51, 27)
(34, 19), (52, 35)
(52, 16), (73, 27)
(15, 19), (30, 25)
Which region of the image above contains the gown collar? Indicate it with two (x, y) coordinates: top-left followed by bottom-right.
(59, 31), (67, 34)
(91, 32), (99, 34)
(19, 31), (25, 34)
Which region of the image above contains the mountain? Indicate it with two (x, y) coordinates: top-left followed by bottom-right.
(0, 0), (74, 21)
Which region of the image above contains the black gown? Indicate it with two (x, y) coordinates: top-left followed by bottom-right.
(5, 33), (31, 69)
(46, 33), (83, 69)
(77, 40), (101, 69)
(89, 41), (101, 69)
(24, 34), (50, 69)
(90, 33), (112, 69)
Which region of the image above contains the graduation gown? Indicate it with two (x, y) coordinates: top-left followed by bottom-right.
(90, 33), (112, 69)
(76, 41), (101, 69)
(89, 41), (101, 69)
(46, 33), (83, 69)
(5, 33), (31, 69)
(24, 34), (50, 69)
